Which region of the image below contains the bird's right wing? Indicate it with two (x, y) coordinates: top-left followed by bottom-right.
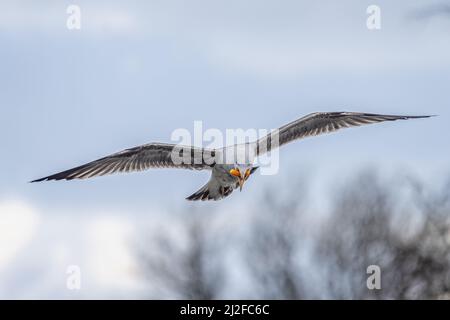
(256, 112), (432, 155)
(31, 143), (216, 182)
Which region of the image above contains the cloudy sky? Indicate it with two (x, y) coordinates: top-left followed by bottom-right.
(0, 0), (449, 298)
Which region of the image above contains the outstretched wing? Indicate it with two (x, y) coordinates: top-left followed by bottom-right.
(256, 112), (432, 155)
(31, 143), (216, 182)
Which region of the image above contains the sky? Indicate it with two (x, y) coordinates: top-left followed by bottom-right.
(0, 0), (449, 298)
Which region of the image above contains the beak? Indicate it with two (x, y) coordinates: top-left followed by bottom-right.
(238, 178), (244, 191)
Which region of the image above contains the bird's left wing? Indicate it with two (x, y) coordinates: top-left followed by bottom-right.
(31, 143), (216, 182)
(256, 112), (432, 155)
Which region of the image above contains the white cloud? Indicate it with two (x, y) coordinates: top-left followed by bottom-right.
(0, 200), (40, 273)
(0, 199), (159, 298)
(85, 215), (140, 291)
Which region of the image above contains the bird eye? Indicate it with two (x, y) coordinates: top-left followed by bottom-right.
(229, 168), (240, 177)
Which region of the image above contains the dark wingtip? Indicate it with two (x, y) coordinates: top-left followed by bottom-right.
(413, 114), (436, 118)
(29, 177), (48, 183)
(392, 114), (435, 120)
(29, 166), (85, 183)
(29, 173), (74, 183)
(393, 114), (436, 120)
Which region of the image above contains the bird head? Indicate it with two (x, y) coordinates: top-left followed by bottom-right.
(229, 164), (254, 191)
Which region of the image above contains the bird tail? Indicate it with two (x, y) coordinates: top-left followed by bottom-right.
(186, 166), (259, 201)
(186, 182), (234, 201)
(186, 183), (211, 201)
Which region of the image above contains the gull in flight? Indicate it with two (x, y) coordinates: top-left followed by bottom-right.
(32, 112), (431, 201)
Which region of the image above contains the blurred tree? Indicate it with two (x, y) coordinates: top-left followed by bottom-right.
(317, 171), (450, 299)
(136, 209), (221, 299)
(136, 170), (450, 299)
(244, 182), (307, 299)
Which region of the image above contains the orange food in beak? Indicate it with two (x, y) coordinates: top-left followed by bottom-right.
(230, 168), (246, 191)
(230, 168), (241, 177)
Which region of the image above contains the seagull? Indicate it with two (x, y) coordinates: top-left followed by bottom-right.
(31, 112), (431, 201)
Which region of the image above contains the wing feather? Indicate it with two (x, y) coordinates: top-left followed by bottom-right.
(256, 112), (432, 155)
(31, 143), (215, 182)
